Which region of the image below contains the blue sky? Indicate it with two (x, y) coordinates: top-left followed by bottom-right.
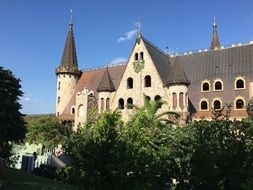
(0, 0), (253, 114)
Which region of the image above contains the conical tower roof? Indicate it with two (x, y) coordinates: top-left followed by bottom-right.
(97, 67), (115, 92)
(210, 16), (221, 50)
(55, 17), (81, 76)
(166, 56), (190, 86)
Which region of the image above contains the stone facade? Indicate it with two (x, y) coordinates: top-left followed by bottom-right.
(55, 20), (253, 129)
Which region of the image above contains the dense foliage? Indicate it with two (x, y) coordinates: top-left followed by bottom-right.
(65, 100), (253, 189)
(25, 116), (71, 150)
(0, 66), (25, 162)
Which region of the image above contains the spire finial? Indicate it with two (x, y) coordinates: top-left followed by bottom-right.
(69, 9), (73, 28)
(137, 18), (142, 38)
(213, 16), (217, 28)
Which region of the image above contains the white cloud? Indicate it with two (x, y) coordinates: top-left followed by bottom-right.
(118, 29), (138, 42)
(109, 57), (127, 65)
(22, 96), (43, 103)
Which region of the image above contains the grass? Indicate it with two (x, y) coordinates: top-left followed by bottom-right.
(1, 167), (75, 190)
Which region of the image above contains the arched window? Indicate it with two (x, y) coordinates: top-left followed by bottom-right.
(200, 101), (208, 110)
(214, 80), (223, 91)
(58, 97), (60, 104)
(101, 98), (104, 112)
(144, 75), (151, 87)
(179, 92), (184, 108)
(213, 100), (221, 110)
(172, 93), (177, 108)
(140, 52), (144, 60)
(236, 79), (244, 89)
(106, 98), (110, 110)
(118, 98), (124, 109)
(135, 53), (138, 61)
(127, 98), (133, 109)
(71, 107), (75, 114)
(202, 82), (209, 91)
(127, 77), (133, 89)
(155, 95), (162, 108)
(236, 99), (244, 109)
(58, 82), (61, 90)
(78, 104), (85, 117)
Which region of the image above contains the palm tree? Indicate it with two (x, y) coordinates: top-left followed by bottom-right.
(127, 95), (179, 129)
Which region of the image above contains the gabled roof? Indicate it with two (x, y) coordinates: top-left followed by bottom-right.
(166, 56), (190, 86)
(60, 64), (126, 115)
(56, 22), (81, 76)
(141, 36), (172, 85)
(97, 67), (115, 92)
(210, 17), (221, 50)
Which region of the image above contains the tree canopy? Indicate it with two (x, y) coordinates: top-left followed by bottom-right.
(25, 116), (71, 150)
(0, 66), (25, 161)
(65, 99), (253, 189)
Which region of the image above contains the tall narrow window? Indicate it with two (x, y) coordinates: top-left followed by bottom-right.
(202, 82), (209, 91)
(236, 79), (244, 89)
(118, 98), (124, 109)
(179, 92), (184, 108)
(127, 77), (133, 89)
(140, 52), (144, 60)
(127, 98), (133, 109)
(213, 100), (221, 110)
(106, 98), (110, 110)
(101, 98), (104, 112)
(135, 53), (138, 61)
(71, 107), (75, 114)
(58, 97), (60, 104)
(236, 99), (244, 109)
(144, 75), (151, 87)
(58, 82), (61, 90)
(173, 93), (177, 109)
(200, 101), (208, 110)
(155, 95), (162, 108)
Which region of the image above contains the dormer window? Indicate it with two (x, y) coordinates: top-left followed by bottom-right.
(235, 76), (246, 90)
(213, 79), (223, 91)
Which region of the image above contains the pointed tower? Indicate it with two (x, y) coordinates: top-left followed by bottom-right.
(97, 67), (116, 113)
(210, 16), (221, 50)
(55, 15), (81, 116)
(166, 57), (190, 119)
(97, 67), (115, 92)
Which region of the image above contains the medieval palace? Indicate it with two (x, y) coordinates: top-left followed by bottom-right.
(55, 18), (253, 129)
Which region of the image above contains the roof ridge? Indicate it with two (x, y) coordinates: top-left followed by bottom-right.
(83, 62), (127, 72)
(170, 40), (253, 57)
(141, 36), (169, 57)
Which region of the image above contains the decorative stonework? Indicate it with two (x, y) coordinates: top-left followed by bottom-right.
(133, 60), (145, 73)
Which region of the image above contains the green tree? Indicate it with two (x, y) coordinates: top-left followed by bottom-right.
(187, 120), (253, 190)
(66, 110), (125, 189)
(25, 116), (71, 150)
(0, 66), (25, 162)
